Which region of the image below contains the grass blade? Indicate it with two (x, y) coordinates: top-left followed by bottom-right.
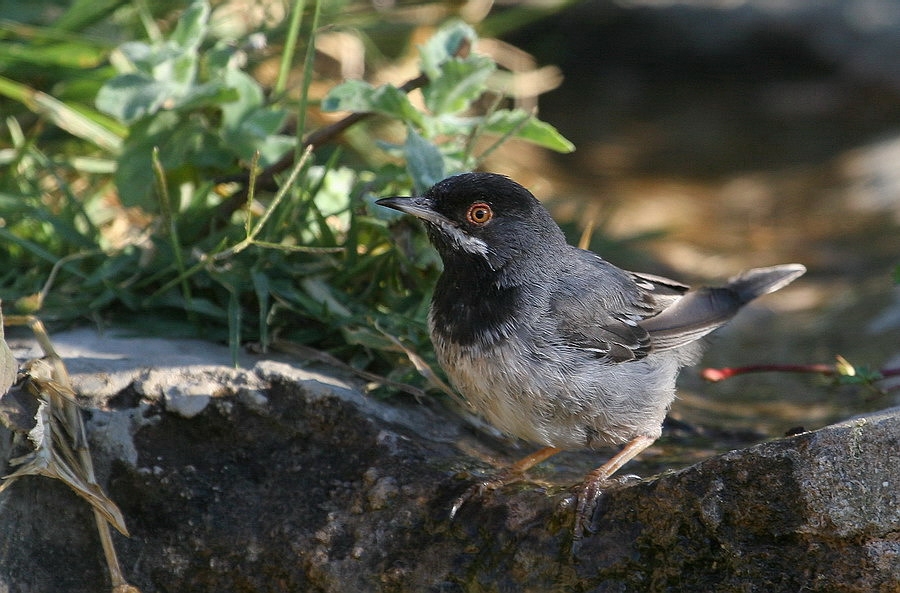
(0, 75), (124, 151)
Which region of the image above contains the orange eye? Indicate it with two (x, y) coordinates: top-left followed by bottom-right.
(466, 202), (493, 225)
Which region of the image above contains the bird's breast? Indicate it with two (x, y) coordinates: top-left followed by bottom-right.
(428, 307), (681, 450)
(428, 321), (554, 444)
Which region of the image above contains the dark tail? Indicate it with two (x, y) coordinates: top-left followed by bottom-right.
(726, 264), (807, 303)
(641, 264), (806, 351)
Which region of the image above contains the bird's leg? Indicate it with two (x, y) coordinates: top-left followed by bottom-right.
(575, 435), (656, 534)
(450, 446), (562, 519)
(507, 445), (564, 474)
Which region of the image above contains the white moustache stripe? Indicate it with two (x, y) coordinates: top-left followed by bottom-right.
(436, 220), (490, 257)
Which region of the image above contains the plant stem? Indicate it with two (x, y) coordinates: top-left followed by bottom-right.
(211, 145), (314, 262)
(701, 363), (900, 382)
(294, 0), (321, 162)
(701, 363), (837, 382)
(275, 0), (306, 96)
(151, 147), (195, 323)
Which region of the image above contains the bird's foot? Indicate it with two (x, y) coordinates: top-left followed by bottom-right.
(449, 446), (562, 520)
(449, 477), (500, 520)
(570, 434), (656, 537)
(573, 473), (641, 536)
(450, 471), (555, 519)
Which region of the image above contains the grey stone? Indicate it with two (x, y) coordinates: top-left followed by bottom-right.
(0, 328), (897, 593)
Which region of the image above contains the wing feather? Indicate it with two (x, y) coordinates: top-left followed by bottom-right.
(550, 251), (689, 362)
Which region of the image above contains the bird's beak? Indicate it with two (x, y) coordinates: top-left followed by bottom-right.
(376, 196), (451, 227)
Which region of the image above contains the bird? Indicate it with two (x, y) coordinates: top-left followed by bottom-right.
(376, 172), (806, 530)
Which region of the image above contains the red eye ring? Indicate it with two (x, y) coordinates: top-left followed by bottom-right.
(466, 202), (493, 225)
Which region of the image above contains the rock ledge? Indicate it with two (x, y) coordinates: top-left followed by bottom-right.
(1, 328), (897, 592)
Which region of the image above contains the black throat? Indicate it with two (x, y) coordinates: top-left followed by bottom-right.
(430, 254), (523, 347)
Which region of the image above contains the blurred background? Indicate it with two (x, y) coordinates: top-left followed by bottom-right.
(2, 0), (898, 469)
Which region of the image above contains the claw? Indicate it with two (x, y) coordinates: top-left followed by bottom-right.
(449, 479), (493, 519)
(448, 446), (563, 520)
(571, 435), (657, 536)
(573, 473), (642, 536)
(573, 477), (606, 536)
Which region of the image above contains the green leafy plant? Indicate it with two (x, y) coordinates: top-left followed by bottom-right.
(95, 0), (295, 209)
(321, 20), (573, 192)
(0, 1), (574, 384)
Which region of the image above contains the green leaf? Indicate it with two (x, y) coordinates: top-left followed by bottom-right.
(369, 84), (424, 125)
(181, 296), (228, 319)
(227, 286), (241, 365)
(205, 42), (238, 75)
(114, 113), (179, 205)
(320, 79), (375, 112)
(419, 20), (478, 81)
(220, 70), (294, 159)
(245, 134), (295, 168)
(95, 73), (169, 123)
(115, 111), (229, 208)
(220, 69), (265, 128)
(52, 0), (123, 32)
(300, 277), (353, 318)
(251, 269), (271, 349)
(99, 41), (205, 122)
(116, 41), (173, 75)
(99, 3), (209, 117)
(165, 49), (199, 92)
(404, 126), (445, 194)
(234, 104), (286, 138)
(176, 81), (237, 112)
(341, 325), (395, 350)
(485, 109), (575, 153)
(423, 55), (495, 115)
(170, 0), (210, 51)
(0, 39), (107, 70)
(321, 80), (423, 126)
(222, 106), (294, 166)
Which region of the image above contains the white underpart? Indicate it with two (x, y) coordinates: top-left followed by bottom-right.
(430, 325), (686, 449)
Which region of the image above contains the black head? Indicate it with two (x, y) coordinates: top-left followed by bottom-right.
(376, 173), (567, 273)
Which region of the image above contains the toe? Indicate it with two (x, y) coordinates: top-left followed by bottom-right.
(449, 480), (491, 519)
(573, 473), (642, 535)
(574, 480), (605, 535)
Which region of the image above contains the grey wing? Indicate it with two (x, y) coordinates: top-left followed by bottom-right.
(639, 264), (806, 351)
(550, 251), (690, 363)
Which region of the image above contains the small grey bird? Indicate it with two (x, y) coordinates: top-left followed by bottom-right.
(377, 172), (805, 528)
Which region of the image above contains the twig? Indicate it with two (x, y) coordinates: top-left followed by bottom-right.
(215, 73), (430, 187)
(268, 339), (428, 400)
(701, 363), (838, 382)
(212, 26), (466, 225)
(702, 356), (900, 385)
